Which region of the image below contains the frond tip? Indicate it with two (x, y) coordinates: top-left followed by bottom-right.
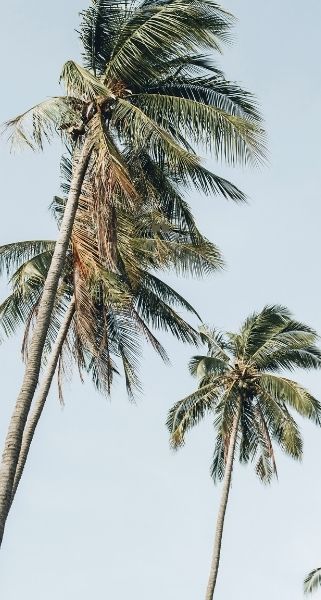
(304, 568), (321, 595)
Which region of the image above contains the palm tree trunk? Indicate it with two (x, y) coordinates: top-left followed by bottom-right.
(10, 298), (75, 507)
(0, 139), (92, 546)
(205, 402), (242, 600)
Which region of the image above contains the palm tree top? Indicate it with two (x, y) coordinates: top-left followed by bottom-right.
(168, 305), (321, 483)
(4, 0), (265, 179)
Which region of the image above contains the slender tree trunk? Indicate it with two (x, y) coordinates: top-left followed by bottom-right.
(205, 402), (242, 600)
(10, 298), (75, 507)
(0, 139), (92, 546)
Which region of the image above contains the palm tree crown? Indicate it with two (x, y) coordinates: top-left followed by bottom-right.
(6, 0), (264, 191)
(168, 305), (321, 482)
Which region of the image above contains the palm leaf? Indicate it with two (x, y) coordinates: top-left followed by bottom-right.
(60, 60), (110, 100)
(113, 98), (202, 173)
(106, 0), (232, 84)
(79, 0), (126, 75)
(167, 382), (220, 447)
(304, 569), (321, 595)
(0, 240), (55, 277)
(259, 374), (321, 425)
(4, 97), (82, 150)
(133, 92), (264, 164)
(189, 355), (228, 377)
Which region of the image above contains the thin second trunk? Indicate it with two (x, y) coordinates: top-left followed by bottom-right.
(10, 298), (76, 506)
(0, 139), (92, 546)
(205, 402), (242, 600)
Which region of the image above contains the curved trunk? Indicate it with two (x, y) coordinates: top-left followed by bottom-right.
(205, 402), (242, 600)
(0, 139), (92, 546)
(10, 298), (75, 506)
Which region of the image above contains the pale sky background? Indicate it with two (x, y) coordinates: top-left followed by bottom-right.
(0, 1), (321, 598)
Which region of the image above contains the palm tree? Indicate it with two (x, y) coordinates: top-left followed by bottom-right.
(305, 569), (321, 595)
(167, 305), (321, 600)
(0, 0), (264, 543)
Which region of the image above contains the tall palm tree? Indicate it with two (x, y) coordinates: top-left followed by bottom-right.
(0, 0), (264, 543)
(167, 305), (321, 600)
(305, 569), (321, 595)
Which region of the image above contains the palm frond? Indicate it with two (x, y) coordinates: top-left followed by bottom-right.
(134, 285), (199, 345)
(199, 325), (230, 361)
(60, 60), (110, 100)
(258, 374), (321, 425)
(79, 0), (126, 75)
(0, 240), (55, 277)
(252, 402), (278, 483)
(113, 98), (202, 173)
(145, 76), (261, 122)
(133, 92), (264, 165)
(210, 430), (225, 482)
(140, 272), (201, 319)
(189, 355), (228, 378)
(132, 309), (169, 363)
(142, 238), (223, 277)
(106, 0), (232, 85)
(233, 305), (303, 363)
(304, 568), (321, 595)
(167, 382), (220, 448)
(4, 97), (82, 150)
(0, 288), (41, 341)
(257, 388), (303, 460)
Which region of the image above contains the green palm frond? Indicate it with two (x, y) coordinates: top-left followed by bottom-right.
(199, 326), (230, 361)
(212, 381), (239, 439)
(140, 272), (201, 319)
(145, 76), (261, 122)
(167, 382), (220, 448)
(238, 398), (258, 462)
(304, 569), (321, 595)
(60, 60), (110, 100)
(210, 430), (225, 481)
(9, 252), (54, 293)
(133, 92), (264, 164)
(185, 164), (247, 201)
(0, 240), (55, 277)
(142, 238), (223, 277)
(132, 309), (169, 363)
(258, 374), (321, 425)
(113, 98), (202, 172)
(134, 285), (199, 345)
(79, 0), (126, 75)
(256, 388), (303, 460)
(260, 347), (321, 373)
(232, 305), (320, 368)
(251, 402), (277, 483)
(251, 317), (321, 371)
(106, 309), (142, 398)
(105, 0), (232, 85)
(189, 355), (228, 378)
(0, 288), (42, 341)
(4, 97), (82, 150)
(152, 53), (225, 83)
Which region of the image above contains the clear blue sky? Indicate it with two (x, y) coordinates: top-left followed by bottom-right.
(0, 1), (321, 598)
